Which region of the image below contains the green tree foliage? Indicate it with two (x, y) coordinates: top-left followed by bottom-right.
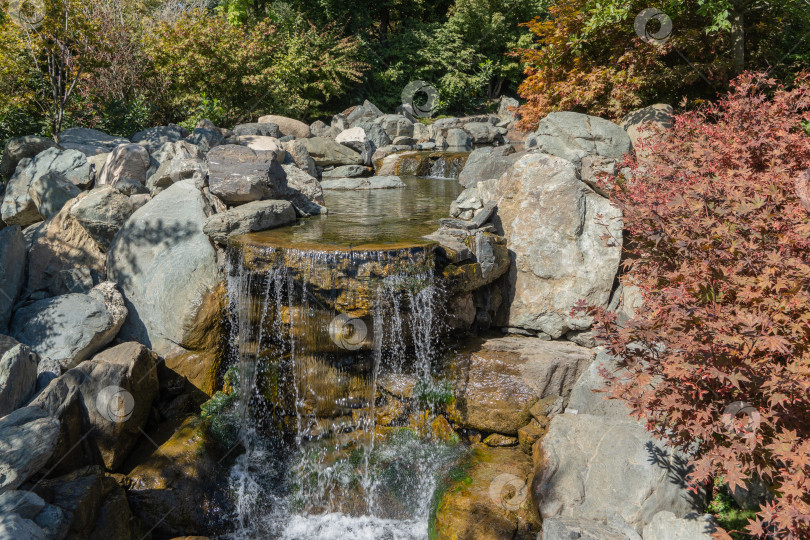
(145, 7), (367, 123)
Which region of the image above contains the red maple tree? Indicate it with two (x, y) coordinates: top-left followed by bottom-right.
(590, 73), (810, 538)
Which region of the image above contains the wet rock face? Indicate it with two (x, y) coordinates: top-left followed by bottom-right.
(493, 153), (622, 337)
(446, 336), (595, 434)
(432, 445), (539, 540)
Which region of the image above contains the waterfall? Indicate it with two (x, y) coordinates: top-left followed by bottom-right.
(221, 240), (462, 539)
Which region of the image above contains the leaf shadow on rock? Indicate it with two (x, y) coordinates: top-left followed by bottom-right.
(645, 440), (709, 513)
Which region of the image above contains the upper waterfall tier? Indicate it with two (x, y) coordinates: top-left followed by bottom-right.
(235, 175), (462, 251)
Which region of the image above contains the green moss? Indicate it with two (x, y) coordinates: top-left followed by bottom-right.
(414, 379), (455, 409)
(709, 477), (758, 539)
(428, 447), (475, 539)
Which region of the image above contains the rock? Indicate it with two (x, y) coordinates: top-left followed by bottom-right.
(642, 511), (716, 540)
(26, 194), (107, 296)
(30, 171), (82, 224)
(392, 135), (416, 146)
(207, 144), (285, 205)
(0, 226), (25, 329)
(0, 490), (47, 519)
(447, 337), (594, 434)
(334, 126), (366, 145)
(541, 517), (642, 540)
(277, 164), (326, 216)
(146, 140), (207, 195)
(69, 186), (134, 252)
(96, 143), (151, 191)
(621, 103), (674, 154)
(447, 292), (476, 330)
(301, 137), (363, 167)
(355, 121), (392, 149)
(232, 122), (281, 138)
(10, 282), (126, 373)
(0, 336), (38, 417)
(535, 413), (703, 533)
(580, 155), (618, 196)
(130, 125), (185, 153)
(70, 342), (158, 469)
(464, 122), (500, 144)
(483, 433), (518, 447)
(0, 406), (60, 493)
(320, 165), (371, 179)
(107, 181), (220, 355)
(0, 513), (46, 539)
(497, 96), (519, 123)
(283, 139), (318, 177)
(320, 176), (405, 190)
(374, 114), (414, 139)
(432, 445), (538, 539)
(21, 222), (45, 251)
(56, 127), (129, 156)
(309, 120), (331, 137)
(1, 147), (90, 226)
(443, 231), (510, 292)
(566, 349), (631, 417)
(257, 115), (312, 138)
(446, 128), (471, 149)
(238, 135), (287, 161)
(424, 227), (473, 263)
(187, 128), (224, 154)
(203, 200), (296, 244)
(129, 193), (150, 211)
(492, 153), (622, 337)
(525, 112), (631, 167)
(458, 146), (524, 188)
(0, 136), (58, 180)
(346, 100), (384, 126)
(127, 416), (220, 537)
(30, 465), (135, 538)
(113, 176), (149, 196)
(32, 503), (69, 539)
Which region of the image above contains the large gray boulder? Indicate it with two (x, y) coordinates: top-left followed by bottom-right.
(130, 125), (185, 153)
(283, 139), (318, 177)
(446, 336), (595, 434)
(277, 164), (325, 216)
(203, 199), (296, 244)
(207, 144), (286, 205)
(25, 193), (107, 297)
(525, 112), (631, 166)
(10, 282), (126, 374)
(107, 181), (220, 354)
(373, 114), (414, 139)
(458, 146), (525, 188)
(347, 100), (384, 126)
(642, 511), (716, 540)
(232, 122), (281, 138)
(567, 349), (631, 418)
(542, 517), (642, 540)
(320, 165), (371, 179)
(0, 406), (60, 494)
(0, 335), (38, 417)
(96, 143), (151, 190)
(145, 140), (207, 195)
(535, 413), (702, 533)
(257, 115), (311, 138)
(0, 511), (47, 539)
(301, 137), (363, 167)
(464, 121), (501, 144)
(28, 170), (80, 219)
(446, 128), (472, 149)
(34, 342), (158, 470)
(0, 136), (58, 180)
(68, 186), (134, 252)
(492, 153), (622, 337)
(0, 226), (25, 330)
(56, 127), (129, 156)
(187, 127), (224, 153)
(238, 135), (287, 161)
(354, 121), (391, 149)
(1, 148), (90, 226)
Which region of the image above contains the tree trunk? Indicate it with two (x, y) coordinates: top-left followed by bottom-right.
(730, 8), (745, 75)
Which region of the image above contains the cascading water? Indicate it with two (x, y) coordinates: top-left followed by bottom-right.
(221, 238), (464, 540)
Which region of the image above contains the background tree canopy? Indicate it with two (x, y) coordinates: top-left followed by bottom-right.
(0, 0), (809, 142)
